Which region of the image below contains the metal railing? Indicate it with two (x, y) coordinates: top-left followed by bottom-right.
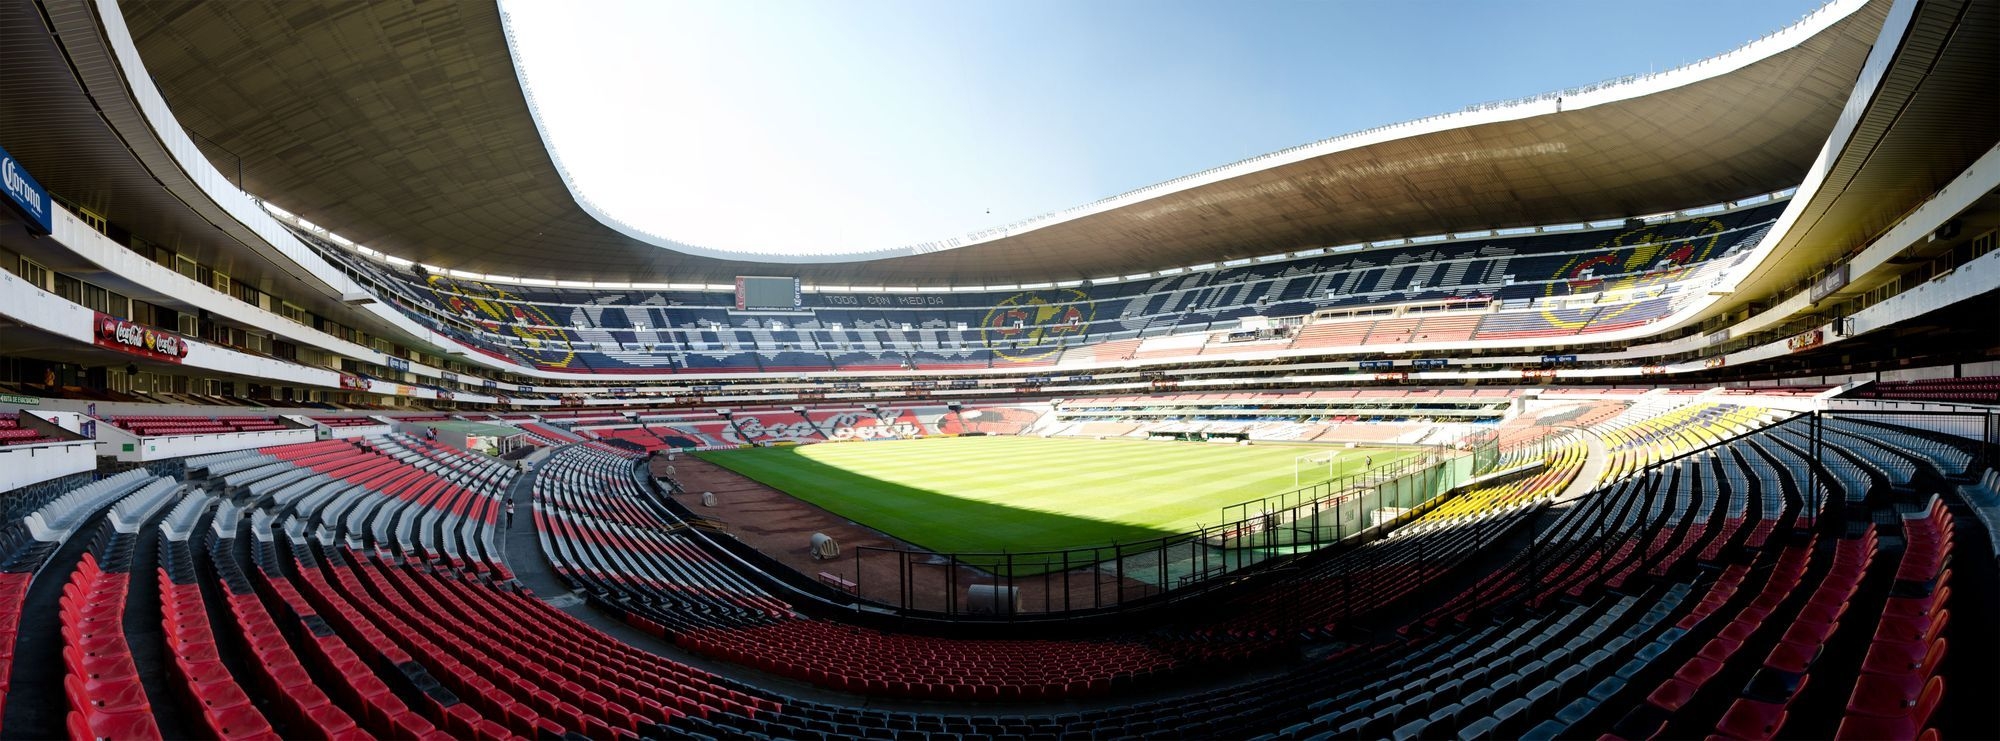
(846, 430), (1502, 619)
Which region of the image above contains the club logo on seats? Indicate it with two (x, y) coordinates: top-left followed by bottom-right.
(1541, 218), (1728, 330)
(982, 289), (1094, 362)
(428, 276), (576, 368)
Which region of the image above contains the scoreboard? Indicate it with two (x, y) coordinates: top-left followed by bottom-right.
(735, 276), (801, 310)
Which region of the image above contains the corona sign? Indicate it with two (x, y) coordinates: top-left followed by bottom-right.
(0, 144), (52, 234)
(981, 289), (1094, 362)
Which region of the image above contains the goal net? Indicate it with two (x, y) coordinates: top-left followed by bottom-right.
(1294, 450), (1344, 488)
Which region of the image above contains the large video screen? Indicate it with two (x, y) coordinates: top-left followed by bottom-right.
(735, 276), (801, 310)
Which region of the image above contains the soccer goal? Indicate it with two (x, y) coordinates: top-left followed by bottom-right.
(1294, 450), (1344, 488)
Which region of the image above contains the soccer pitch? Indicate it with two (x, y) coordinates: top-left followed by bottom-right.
(696, 436), (1411, 556)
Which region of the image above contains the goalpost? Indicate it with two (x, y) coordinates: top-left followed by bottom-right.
(1294, 450), (1343, 488)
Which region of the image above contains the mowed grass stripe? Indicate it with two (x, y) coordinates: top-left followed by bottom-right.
(698, 437), (1413, 555)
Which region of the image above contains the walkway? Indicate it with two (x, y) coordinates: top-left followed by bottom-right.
(1555, 429), (1612, 503)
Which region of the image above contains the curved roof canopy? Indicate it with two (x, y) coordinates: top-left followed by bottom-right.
(123, 0), (1887, 286)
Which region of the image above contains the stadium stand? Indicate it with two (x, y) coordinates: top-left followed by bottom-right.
(0, 0), (1992, 736)
(1850, 376), (2000, 404)
(310, 416), (384, 428)
(0, 416), (57, 447)
(296, 203), (1780, 372)
(536, 444), (1180, 699)
(0, 391), (1985, 740)
(108, 415), (290, 437)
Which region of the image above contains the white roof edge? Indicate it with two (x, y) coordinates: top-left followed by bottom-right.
(494, 0), (1866, 265)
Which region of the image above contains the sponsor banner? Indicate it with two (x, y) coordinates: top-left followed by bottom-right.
(437, 389), (453, 401)
(517, 384), (534, 394)
(1787, 329), (1825, 353)
(482, 379), (496, 389)
(1373, 372), (1409, 381)
(0, 144), (52, 234)
(0, 393), (39, 405)
(1703, 356), (1727, 369)
(1358, 360), (1395, 370)
(440, 371), (459, 384)
(338, 373), (369, 391)
(1540, 354), (1578, 365)
(384, 356), (410, 372)
(1809, 265), (1850, 303)
(393, 384), (415, 397)
(608, 387), (637, 396)
(93, 314), (187, 362)
(1704, 329), (1731, 347)
(1520, 368), (1558, 380)
(1412, 358), (1449, 369)
(1642, 366), (1668, 375)
(495, 395), (511, 405)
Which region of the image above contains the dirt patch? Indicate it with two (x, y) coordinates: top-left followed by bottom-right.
(654, 454), (1156, 614)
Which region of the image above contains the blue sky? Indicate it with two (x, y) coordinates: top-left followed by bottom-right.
(501, 0), (1827, 256)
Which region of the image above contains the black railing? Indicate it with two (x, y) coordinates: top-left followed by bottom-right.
(845, 431), (1505, 619)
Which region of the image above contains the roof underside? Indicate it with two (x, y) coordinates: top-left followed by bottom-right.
(1713, 0), (1999, 316)
(118, 0), (1887, 286)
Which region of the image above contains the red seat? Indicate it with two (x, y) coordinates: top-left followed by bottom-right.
(74, 706), (162, 740)
(201, 699), (279, 740)
(1845, 673), (1942, 720)
(1715, 698), (1787, 740)
(1861, 637), (1945, 678)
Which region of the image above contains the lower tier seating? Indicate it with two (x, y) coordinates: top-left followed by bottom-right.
(0, 411), (1986, 739)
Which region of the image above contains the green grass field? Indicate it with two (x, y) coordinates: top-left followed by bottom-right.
(696, 436), (1409, 556)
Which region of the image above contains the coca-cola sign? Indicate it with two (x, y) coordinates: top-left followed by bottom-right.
(94, 313), (186, 362)
(724, 410), (929, 444)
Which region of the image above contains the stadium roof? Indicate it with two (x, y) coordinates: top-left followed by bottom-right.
(98, 1), (1886, 286)
(1710, 0), (2000, 318)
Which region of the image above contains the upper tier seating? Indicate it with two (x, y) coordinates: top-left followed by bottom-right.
(108, 415), (289, 437)
(311, 416), (385, 428)
(1849, 376), (2000, 404)
(297, 201), (1781, 372)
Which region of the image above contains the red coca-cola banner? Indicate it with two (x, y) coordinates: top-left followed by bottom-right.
(94, 313), (187, 363)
